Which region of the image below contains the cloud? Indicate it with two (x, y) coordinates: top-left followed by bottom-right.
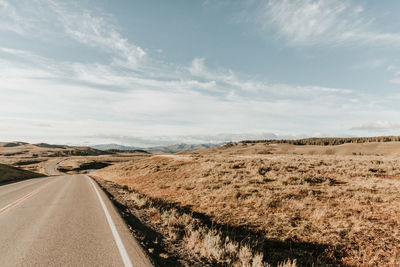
(0, 42), (388, 145)
(188, 57), (205, 76)
(256, 0), (400, 48)
(1, 0), (400, 145)
(187, 57), (353, 101)
(0, 0), (146, 70)
(81, 132), (314, 147)
(385, 65), (400, 84)
(49, 1), (146, 70)
(0, 0), (30, 34)
(352, 59), (386, 70)
(351, 121), (400, 131)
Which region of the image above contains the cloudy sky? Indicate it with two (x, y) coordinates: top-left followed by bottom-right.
(1, 0), (400, 147)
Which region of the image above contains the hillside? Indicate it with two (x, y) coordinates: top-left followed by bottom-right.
(0, 163), (43, 183)
(0, 142), (110, 157)
(146, 143), (221, 153)
(92, 143), (222, 153)
(91, 144), (142, 151)
(241, 135), (400, 146)
(0, 142), (112, 174)
(202, 140), (400, 156)
(92, 141), (400, 266)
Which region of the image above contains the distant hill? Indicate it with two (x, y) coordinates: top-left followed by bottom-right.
(241, 135), (400, 146)
(0, 141), (29, 147)
(33, 143), (68, 149)
(91, 143), (222, 153)
(146, 143), (222, 153)
(0, 142), (112, 158)
(106, 149), (151, 154)
(91, 144), (142, 151)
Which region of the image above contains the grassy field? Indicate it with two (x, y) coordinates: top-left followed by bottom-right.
(92, 141), (400, 266)
(57, 152), (152, 174)
(0, 163), (43, 183)
(0, 141), (152, 185)
(0, 141), (111, 174)
(2, 139), (400, 265)
(0, 141), (148, 175)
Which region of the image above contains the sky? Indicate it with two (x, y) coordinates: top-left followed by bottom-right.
(1, 0), (400, 147)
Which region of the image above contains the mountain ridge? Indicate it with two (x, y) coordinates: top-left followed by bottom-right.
(91, 143), (223, 153)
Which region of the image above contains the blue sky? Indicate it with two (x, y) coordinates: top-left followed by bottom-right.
(1, 0), (400, 146)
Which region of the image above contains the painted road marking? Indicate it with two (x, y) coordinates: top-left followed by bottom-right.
(89, 178), (133, 267)
(0, 181), (52, 216)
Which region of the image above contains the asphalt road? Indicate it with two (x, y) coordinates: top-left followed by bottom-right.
(0, 163), (153, 266)
(44, 158), (64, 176)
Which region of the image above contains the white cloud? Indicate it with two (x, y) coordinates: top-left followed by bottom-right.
(1, 47), (373, 144)
(188, 57), (206, 76)
(49, 1), (146, 70)
(187, 57), (353, 99)
(0, 0), (28, 34)
(0, 42), (390, 145)
(257, 0), (400, 47)
(351, 121), (400, 131)
(385, 65), (400, 84)
(352, 59), (386, 70)
(0, 0), (146, 70)
(1, 0), (399, 145)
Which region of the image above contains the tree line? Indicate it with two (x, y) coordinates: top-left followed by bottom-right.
(240, 136), (400, 146)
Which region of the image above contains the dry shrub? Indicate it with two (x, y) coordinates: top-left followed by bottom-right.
(120, 189), (294, 266)
(93, 145), (400, 265)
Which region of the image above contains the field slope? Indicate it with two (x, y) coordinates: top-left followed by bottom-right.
(0, 163), (43, 183)
(92, 142), (400, 266)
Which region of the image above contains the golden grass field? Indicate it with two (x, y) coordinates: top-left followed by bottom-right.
(1, 140), (400, 265)
(0, 163), (43, 183)
(92, 141), (400, 266)
(0, 141), (154, 185)
(0, 141), (111, 174)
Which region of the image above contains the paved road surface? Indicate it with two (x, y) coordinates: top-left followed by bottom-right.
(0, 162), (153, 267)
(44, 158), (64, 176)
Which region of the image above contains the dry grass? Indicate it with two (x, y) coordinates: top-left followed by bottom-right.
(0, 142), (107, 158)
(0, 141), (149, 175)
(0, 141), (112, 174)
(111, 183), (297, 266)
(0, 163), (43, 183)
(93, 142), (400, 266)
(57, 153), (150, 174)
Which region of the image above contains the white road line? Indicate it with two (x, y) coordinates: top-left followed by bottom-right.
(89, 178), (133, 267)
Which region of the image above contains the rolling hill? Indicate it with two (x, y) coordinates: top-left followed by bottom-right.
(0, 163), (43, 183)
(91, 143), (222, 153)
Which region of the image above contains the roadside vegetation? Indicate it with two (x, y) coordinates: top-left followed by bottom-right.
(0, 141), (149, 176)
(92, 141), (400, 266)
(242, 136), (400, 146)
(0, 163), (43, 183)
(95, 177), (298, 266)
(0, 141), (111, 174)
(2, 139), (400, 265)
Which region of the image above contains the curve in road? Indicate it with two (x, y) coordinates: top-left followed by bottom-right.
(0, 161), (153, 267)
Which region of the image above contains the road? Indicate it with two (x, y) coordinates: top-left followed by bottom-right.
(44, 158), (64, 176)
(0, 161), (153, 267)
